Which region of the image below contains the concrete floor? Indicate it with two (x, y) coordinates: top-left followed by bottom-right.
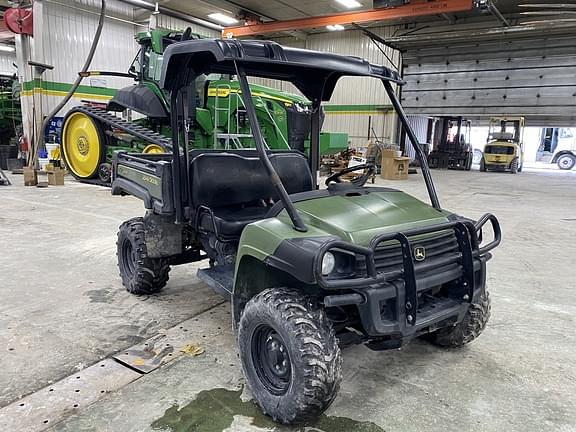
(1, 166), (575, 432)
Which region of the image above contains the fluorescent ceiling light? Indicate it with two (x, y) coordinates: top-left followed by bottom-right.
(326, 24), (345, 31)
(335, 0), (362, 9)
(0, 45), (15, 52)
(208, 12), (238, 25)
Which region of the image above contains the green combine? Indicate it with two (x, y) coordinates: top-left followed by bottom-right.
(0, 74), (21, 170)
(60, 29), (347, 183)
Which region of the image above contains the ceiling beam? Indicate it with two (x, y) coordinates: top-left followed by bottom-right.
(222, 0), (473, 37)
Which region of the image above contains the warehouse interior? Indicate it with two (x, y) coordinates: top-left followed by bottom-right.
(0, 1), (575, 431)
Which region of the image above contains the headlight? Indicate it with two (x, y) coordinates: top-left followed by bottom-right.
(321, 250), (356, 278)
(322, 252), (336, 276)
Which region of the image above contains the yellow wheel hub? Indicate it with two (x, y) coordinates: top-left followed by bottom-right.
(62, 112), (102, 178)
(142, 144), (165, 154)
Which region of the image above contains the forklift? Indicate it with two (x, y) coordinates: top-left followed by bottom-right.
(481, 117), (524, 174)
(428, 116), (473, 170)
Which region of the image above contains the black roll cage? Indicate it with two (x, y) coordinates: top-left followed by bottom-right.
(161, 39), (440, 229)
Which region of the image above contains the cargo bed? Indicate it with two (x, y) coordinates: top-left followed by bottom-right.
(111, 152), (176, 215)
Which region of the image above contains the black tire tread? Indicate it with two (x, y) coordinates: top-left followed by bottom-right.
(117, 217), (170, 295)
(510, 159), (518, 174)
(427, 292), (491, 348)
(239, 288), (342, 424)
(480, 159), (487, 172)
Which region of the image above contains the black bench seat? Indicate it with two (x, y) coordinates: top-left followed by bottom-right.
(190, 150), (313, 239)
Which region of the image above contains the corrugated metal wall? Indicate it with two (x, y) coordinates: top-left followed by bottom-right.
(0, 52), (17, 75)
(401, 34), (576, 126)
(404, 115), (429, 160)
(36, 0), (137, 115)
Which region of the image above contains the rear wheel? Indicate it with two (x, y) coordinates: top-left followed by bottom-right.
(510, 159), (519, 174)
(426, 292), (491, 347)
(61, 111), (107, 180)
(238, 288), (342, 424)
(557, 153), (575, 170)
(117, 217), (170, 295)
(480, 159), (487, 172)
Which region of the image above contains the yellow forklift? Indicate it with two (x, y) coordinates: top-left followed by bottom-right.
(481, 117), (524, 174)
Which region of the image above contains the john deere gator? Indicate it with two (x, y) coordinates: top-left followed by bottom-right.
(61, 28), (347, 183)
(110, 39), (501, 424)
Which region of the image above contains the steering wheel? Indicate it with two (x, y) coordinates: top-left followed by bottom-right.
(325, 163), (375, 187)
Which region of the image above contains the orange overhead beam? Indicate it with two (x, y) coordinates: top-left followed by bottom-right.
(223, 0), (473, 37)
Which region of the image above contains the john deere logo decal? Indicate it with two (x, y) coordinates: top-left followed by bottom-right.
(413, 246), (426, 262)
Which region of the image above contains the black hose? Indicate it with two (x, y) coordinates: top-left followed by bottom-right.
(38, 0), (106, 159)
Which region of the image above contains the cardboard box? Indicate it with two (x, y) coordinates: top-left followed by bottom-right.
(23, 167), (38, 186)
(381, 156), (410, 180)
(381, 149), (402, 159)
(47, 168), (65, 186)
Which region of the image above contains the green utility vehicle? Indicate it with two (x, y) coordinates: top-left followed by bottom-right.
(112, 39), (501, 424)
(61, 29), (346, 183)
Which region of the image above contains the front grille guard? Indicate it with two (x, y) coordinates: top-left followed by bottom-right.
(314, 213), (501, 325)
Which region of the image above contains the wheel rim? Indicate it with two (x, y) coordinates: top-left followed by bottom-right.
(62, 112), (102, 178)
(251, 325), (291, 396)
(142, 144), (165, 154)
(98, 163), (111, 183)
(120, 238), (136, 278)
(558, 156), (573, 169)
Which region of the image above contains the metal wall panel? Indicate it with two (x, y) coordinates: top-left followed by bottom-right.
(0, 52), (17, 75)
(37, 0), (137, 115)
(404, 115), (429, 160)
(402, 35), (576, 126)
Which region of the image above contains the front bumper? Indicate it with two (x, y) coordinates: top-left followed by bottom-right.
(315, 214), (501, 340)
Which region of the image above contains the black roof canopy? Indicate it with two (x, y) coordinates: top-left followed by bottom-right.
(160, 39), (403, 102)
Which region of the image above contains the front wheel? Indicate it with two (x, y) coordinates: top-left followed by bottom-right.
(238, 288), (342, 424)
(117, 217), (170, 295)
(557, 154), (576, 170)
(426, 292), (491, 347)
(480, 159), (487, 172)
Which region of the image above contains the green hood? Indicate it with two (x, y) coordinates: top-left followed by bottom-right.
(286, 190), (451, 246)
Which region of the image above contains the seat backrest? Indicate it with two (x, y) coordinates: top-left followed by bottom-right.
(190, 150), (313, 208)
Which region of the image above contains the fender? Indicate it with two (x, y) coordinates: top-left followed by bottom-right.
(551, 150), (575, 164)
(231, 219), (334, 325)
(107, 84), (168, 118)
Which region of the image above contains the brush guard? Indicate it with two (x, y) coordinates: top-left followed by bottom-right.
(317, 213), (501, 338)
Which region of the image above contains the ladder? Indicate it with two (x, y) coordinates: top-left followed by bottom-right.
(212, 82), (289, 150)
